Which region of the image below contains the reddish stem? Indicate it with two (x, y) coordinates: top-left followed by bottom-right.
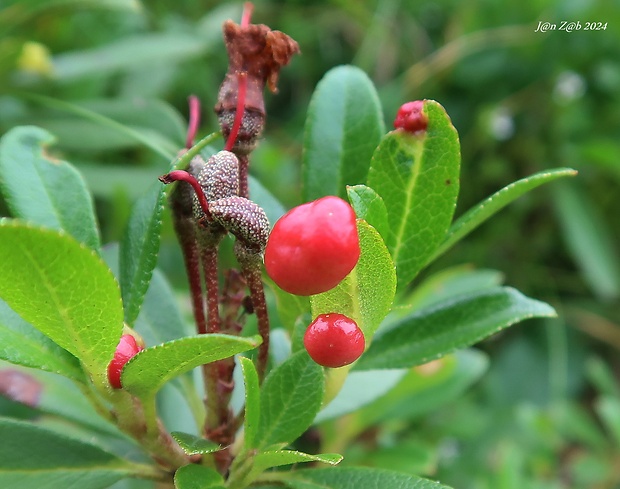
(237, 154), (249, 199)
(224, 72), (248, 152)
(240, 2), (254, 27)
(179, 226), (207, 335)
(201, 246), (221, 334)
(243, 264), (269, 382)
(186, 95), (201, 149)
(159, 170), (210, 219)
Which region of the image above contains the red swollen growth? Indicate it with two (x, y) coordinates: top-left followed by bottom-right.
(304, 313), (365, 368)
(264, 196), (360, 296)
(107, 334), (144, 389)
(393, 100), (428, 134)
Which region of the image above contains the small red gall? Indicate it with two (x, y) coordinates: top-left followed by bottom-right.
(107, 334), (144, 389)
(303, 313), (365, 368)
(264, 196), (360, 296)
(394, 100), (428, 134)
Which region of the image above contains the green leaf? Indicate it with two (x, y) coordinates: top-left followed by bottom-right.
(257, 350), (325, 448)
(346, 184), (389, 242)
(303, 65), (384, 201)
(240, 356), (260, 449)
(355, 287), (556, 370)
(430, 167), (578, 264)
(285, 467), (452, 489)
(249, 175), (287, 224)
(0, 222), (123, 387)
(267, 280), (311, 333)
(174, 464), (225, 489)
(315, 369), (407, 423)
(595, 397), (620, 447)
(0, 126), (100, 250)
(122, 334), (261, 399)
(402, 265), (504, 312)
(120, 182), (165, 326)
(135, 268), (193, 345)
(251, 450), (342, 479)
(170, 432), (220, 455)
(311, 220), (396, 340)
(553, 181), (620, 301)
(0, 417), (134, 489)
(0, 298), (82, 381)
(367, 101), (460, 286)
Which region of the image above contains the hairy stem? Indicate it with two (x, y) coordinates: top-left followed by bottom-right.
(238, 154), (249, 199)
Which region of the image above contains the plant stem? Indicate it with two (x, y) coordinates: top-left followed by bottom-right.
(238, 154), (249, 199)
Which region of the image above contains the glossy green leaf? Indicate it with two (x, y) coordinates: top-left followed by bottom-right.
(311, 220), (396, 340)
(122, 334), (261, 399)
(257, 350), (325, 448)
(355, 287), (556, 370)
(170, 432), (220, 455)
(553, 181), (620, 301)
(174, 464), (225, 489)
(430, 168), (578, 264)
(367, 101), (460, 286)
(0, 126), (100, 250)
(0, 222), (123, 387)
(285, 467), (452, 489)
(119, 182), (165, 326)
(250, 450), (342, 479)
(240, 356), (260, 449)
(303, 65), (384, 201)
(0, 417), (134, 489)
(0, 298), (82, 381)
(346, 184), (389, 242)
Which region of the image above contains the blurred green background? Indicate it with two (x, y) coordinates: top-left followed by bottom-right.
(1, 0), (620, 487)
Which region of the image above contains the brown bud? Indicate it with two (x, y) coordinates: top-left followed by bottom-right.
(209, 196), (270, 251)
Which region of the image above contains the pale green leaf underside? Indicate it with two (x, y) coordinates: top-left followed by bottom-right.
(285, 467), (452, 489)
(257, 350), (325, 448)
(356, 286), (556, 370)
(429, 167), (578, 264)
(303, 65), (385, 201)
(367, 100), (461, 287)
(0, 417), (133, 489)
(311, 220), (396, 340)
(122, 334), (261, 398)
(0, 126), (100, 250)
(0, 222), (123, 387)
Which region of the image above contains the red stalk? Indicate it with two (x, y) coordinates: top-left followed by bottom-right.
(186, 95), (201, 149)
(224, 72), (248, 152)
(159, 170), (210, 219)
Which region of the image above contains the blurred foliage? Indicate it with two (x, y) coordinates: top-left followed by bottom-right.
(1, 0), (619, 487)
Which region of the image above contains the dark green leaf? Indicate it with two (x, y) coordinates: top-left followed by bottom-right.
(257, 350), (325, 448)
(553, 181), (620, 301)
(122, 334), (261, 399)
(249, 175), (287, 224)
(0, 222), (123, 388)
(430, 168), (578, 264)
(0, 126), (100, 250)
(170, 432), (220, 455)
(240, 356), (260, 449)
(346, 184), (389, 242)
(120, 182), (165, 326)
(0, 298), (82, 381)
(303, 65), (384, 201)
(356, 287), (556, 370)
(0, 417), (134, 489)
(267, 280), (311, 333)
(311, 221), (396, 340)
(174, 464), (225, 489)
(285, 467), (452, 489)
(367, 101), (460, 286)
